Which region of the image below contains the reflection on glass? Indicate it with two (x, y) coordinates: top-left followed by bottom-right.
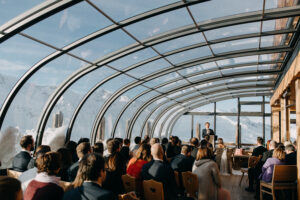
(166, 46), (212, 64)
(211, 37), (259, 54)
(23, 2), (112, 48)
(125, 8), (193, 40)
(156, 79), (189, 93)
(143, 72), (178, 88)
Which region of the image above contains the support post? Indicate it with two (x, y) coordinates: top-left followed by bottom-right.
(262, 96), (265, 144)
(191, 115), (194, 139)
(214, 102), (217, 133)
(271, 107), (280, 142)
(236, 98), (241, 148)
(295, 79), (300, 199)
(196, 123), (200, 140)
(280, 97), (290, 142)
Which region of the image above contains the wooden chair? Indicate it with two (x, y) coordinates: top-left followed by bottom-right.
(122, 174), (137, 193)
(143, 179), (164, 200)
(182, 171), (198, 199)
(118, 193), (139, 200)
(260, 165), (297, 200)
(239, 155), (262, 186)
(7, 169), (22, 179)
(59, 181), (73, 192)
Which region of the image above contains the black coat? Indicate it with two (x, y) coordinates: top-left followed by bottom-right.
(67, 161), (79, 182)
(12, 151), (32, 172)
(63, 182), (116, 200)
(170, 154), (194, 172)
(285, 151), (297, 165)
(141, 160), (178, 200)
(252, 146), (267, 157)
(202, 129), (215, 139)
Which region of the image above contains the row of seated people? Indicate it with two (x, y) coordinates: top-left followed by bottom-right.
(245, 137), (297, 199)
(3, 134), (231, 200)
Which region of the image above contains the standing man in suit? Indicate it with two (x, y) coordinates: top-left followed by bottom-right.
(13, 135), (34, 172)
(141, 143), (178, 200)
(202, 122), (215, 140)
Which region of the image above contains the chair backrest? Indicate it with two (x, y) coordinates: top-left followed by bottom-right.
(182, 171), (198, 198)
(118, 193), (139, 200)
(122, 174), (137, 193)
(248, 155), (262, 168)
(59, 181), (73, 191)
(272, 165), (297, 183)
(174, 171), (180, 188)
(7, 169), (22, 179)
(143, 179), (164, 200)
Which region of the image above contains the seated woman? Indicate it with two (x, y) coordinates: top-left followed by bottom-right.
(192, 147), (230, 200)
(24, 152), (63, 200)
(127, 143), (152, 179)
(259, 147), (286, 183)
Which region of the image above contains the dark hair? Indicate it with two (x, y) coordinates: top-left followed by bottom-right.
(93, 142), (104, 155)
(20, 135), (33, 149)
(73, 153), (105, 188)
(65, 141), (77, 153)
(107, 139), (120, 154)
(78, 138), (90, 145)
(76, 142), (91, 159)
(200, 139), (208, 148)
(134, 136), (141, 144)
(196, 147), (213, 160)
(190, 137), (199, 146)
(115, 138), (123, 145)
(124, 138), (130, 145)
(57, 148), (72, 169)
(36, 152), (61, 175)
(0, 176), (21, 200)
(35, 145), (51, 156)
(135, 144), (152, 162)
(172, 136), (179, 145)
(161, 138), (168, 145)
(204, 135), (210, 141)
(142, 135), (150, 144)
(257, 137), (263, 145)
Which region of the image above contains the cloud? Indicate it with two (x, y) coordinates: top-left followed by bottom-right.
(120, 95), (130, 102)
(0, 59), (28, 71)
(163, 17), (169, 25)
(59, 10), (68, 29)
(80, 50), (92, 59)
(152, 28), (160, 34)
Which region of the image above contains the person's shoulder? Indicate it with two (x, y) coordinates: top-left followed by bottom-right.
(63, 187), (80, 200)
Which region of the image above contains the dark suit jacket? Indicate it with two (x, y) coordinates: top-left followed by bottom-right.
(170, 154), (194, 172)
(165, 143), (181, 159)
(202, 128), (215, 139)
(252, 146), (267, 157)
(261, 149), (274, 163)
(63, 182), (115, 200)
(67, 161), (79, 182)
(12, 151), (32, 172)
(120, 146), (130, 162)
(141, 160), (178, 200)
(191, 146), (198, 159)
(285, 151), (297, 165)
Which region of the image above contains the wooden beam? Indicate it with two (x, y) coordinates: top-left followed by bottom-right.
(280, 97), (290, 142)
(295, 79), (300, 200)
(272, 107), (280, 142)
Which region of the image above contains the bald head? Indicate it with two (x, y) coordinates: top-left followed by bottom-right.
(151, 143), (164, 160)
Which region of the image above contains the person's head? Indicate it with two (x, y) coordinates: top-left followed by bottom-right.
(107, 139), (121, 154)
(150, 138), (159, 146)
(285, 144), (295, 154)
(273, 147), (286, 161)
(269, 140), (277, 150)
(36, 152), (61, 175)
(115, 138), (123, 147)
(34, 145), (51, 157)
(134, 136), (142, 145)
(73, 153), (106, 188)
(93, 142), (104, 155)
(190, 137), (199, 147)
(284, 140), (292, 147)
(169, 135), (173, 142)
(123, 138), (130, 147)
(205, 122), (210, 129)
(217, 138), (224, 145)
(57, 148), (72, 169)
(76, 142), (91, 159)
(161, 138), (168, 145)
(0, 176), (22, 200)
(142, 135), (150, 144)
(78, 138), (90, 145)
(200, 139), (208, 148)
(65, 140), (77, 153)
(181, 145), (191, 156)
(178, 139), (182, 146)
(171, 136), (179, 146)
(135, 143), (152, 162)
(20, 135), (34, 151)
(256, 137), (263, 145)
(151, 143), (164, 160)
(196, 147), (213, 161)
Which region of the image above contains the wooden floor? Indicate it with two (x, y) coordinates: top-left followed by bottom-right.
(221, 174), (256, 200)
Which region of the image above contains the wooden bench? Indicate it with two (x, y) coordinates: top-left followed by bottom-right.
(182, 171), (198, 199)
(143, 179), (164, 200)
(7, 169), (22, 179)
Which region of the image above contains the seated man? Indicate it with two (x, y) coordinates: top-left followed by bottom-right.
(64, 153), (115, 200)
(170, 145), (194, 172)
(285, 144), (296, 165)
(67, 142), (91, 182)
(142, 144), (178, 200)
(13, 135), (34, 172)
(190, 137), (199, 159)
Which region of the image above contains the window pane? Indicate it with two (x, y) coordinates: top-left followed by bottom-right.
(216, 116), (237, 143)
(217, 99), (237, 112)
(241, 116), (263, 144)
(172, 115), (192, 142)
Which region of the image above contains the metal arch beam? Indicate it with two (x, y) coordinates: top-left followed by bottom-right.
(149, 86), (273, 138)
(0, 0), (83, 43)
(166, 92), (272, 137)
(0, 5), (298, 134)
(89, 46), (288, 143)
(124, 71), (279, 142)
(138, 78), (275, 138)
(140, 79), (275, 136)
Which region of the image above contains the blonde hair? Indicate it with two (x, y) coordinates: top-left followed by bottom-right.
(273, 147), (285, 161)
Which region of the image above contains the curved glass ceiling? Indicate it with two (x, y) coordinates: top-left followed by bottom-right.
(0, 0), (299, 143)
